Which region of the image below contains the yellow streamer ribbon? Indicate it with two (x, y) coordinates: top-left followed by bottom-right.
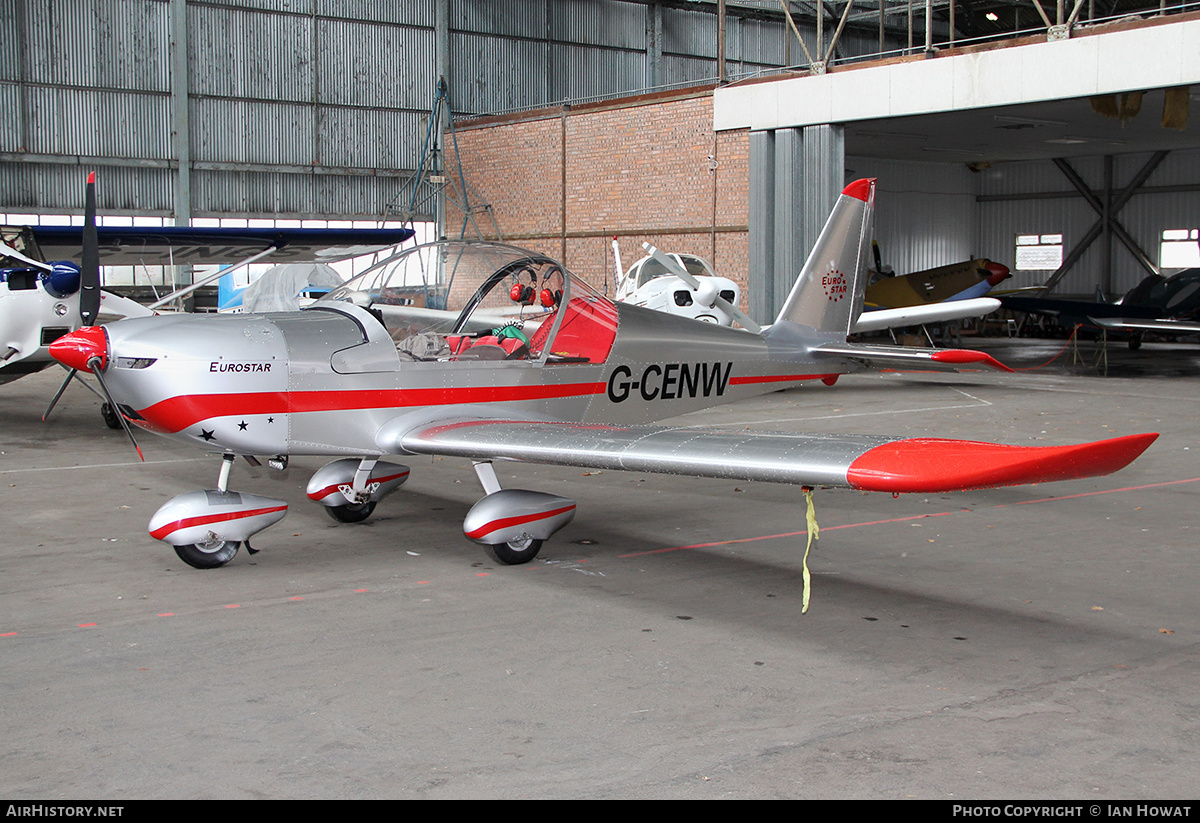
(802, 487), (819, 614)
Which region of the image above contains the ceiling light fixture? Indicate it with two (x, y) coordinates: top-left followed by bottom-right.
(993, 114), (1069, 128)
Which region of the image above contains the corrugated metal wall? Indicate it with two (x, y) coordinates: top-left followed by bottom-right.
(847, 150), (1200, 296)
(846, 156), (978, 279)
(0, 0), (438, 219)
(0, 0), (897, 220)
(975, 150), (1200, 296)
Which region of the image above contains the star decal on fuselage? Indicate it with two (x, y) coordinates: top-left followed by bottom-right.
(199, 429), (215, 441)
(238, 420), (248, 430)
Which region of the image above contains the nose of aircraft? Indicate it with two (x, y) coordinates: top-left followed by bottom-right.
(49, 326), (108, 372)
(984, 261), (1012, 286)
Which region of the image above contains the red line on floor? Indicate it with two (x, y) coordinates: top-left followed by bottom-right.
(620, 476), (1200, 557)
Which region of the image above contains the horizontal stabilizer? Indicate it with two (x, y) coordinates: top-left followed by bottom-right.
(812, 342), (1013, 372)
(852, 297), (999, 333)
(392, 416), (1156, 494)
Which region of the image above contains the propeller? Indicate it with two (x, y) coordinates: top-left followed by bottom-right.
(640, 243), (762, 334)
(44, 172), (110, 424)
(45, 325), (144, 461)
(79, 171), (101, 327)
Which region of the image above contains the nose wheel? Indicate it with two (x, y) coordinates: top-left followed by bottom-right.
(174, 537), (241, 569)
(100, 402), (122, 430)
(484, 537), (543, 565)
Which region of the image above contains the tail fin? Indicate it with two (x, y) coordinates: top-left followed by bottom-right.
(216, 267), (245, 313)
(772, 178), (875, 337)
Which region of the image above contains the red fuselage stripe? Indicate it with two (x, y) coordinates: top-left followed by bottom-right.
(465, 504), (577, 540)
(139, 383), (608, 433)
(149, 505), (288, 541)
(138, 372), (839, 435)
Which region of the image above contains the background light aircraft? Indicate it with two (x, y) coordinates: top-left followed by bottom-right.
(2, 177), (414, 420)
(613, 241), (742, 326)
(1000, 268), (1200, 348)
(216, 263), (346, 313)
(49, 179), (1156, 571)
(865, 254), (1012, 309)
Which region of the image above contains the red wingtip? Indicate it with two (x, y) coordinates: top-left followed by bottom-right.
(930, 348), (1014, 373)
(842, 178), (875, 202)
(87, 171), (95, 184)
(847, 433), (1159, 494)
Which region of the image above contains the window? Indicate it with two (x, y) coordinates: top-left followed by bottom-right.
(1015, 234), (1064, 271)
(1160, 229), (1200, 269)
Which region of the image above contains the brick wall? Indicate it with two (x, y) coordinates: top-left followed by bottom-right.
(444, 90), (751, 309)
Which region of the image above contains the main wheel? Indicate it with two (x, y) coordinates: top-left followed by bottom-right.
(100, 402), (122, 430)
(174, 537), (241, 569)
(484, 537), (543, 565)
(325, 501), (376, 523)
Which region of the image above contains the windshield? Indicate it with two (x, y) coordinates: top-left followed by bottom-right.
(319, 241), (619, 364)
(631, 254), (716, 289)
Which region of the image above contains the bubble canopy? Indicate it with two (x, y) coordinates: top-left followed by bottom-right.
(319, 241), (619, 365)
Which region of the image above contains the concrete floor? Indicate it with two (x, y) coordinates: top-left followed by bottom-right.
(1, 337), (1197, 799)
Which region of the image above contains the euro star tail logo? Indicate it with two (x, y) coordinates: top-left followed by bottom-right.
(822, 269), (847, 302)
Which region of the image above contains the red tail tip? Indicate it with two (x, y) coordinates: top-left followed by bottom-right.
(842, 178), (875, 202)
(87, 171), (95, 184)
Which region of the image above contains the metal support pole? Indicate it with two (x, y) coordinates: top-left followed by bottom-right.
(817, 0), (824, 64)
(879, 0), (885, 53)
(718, 0), (726, 83)
(778, 1), (816, 68)
(1102, 155), (1113, 296)
(925, 0), (933, 54)
(170, 0), (192, 307)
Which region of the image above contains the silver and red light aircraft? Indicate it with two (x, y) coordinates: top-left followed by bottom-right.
(49, 178), (1157, 569)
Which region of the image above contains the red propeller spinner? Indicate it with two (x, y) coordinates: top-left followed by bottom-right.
(49, 326), (107, 373)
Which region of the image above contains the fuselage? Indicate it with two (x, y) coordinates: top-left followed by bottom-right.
(89, 300), (842, 458)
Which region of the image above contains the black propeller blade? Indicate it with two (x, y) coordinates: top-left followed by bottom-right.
(44, 172), (103, 423)
(79, 171), (100, 327)
(42, 368), (77, 422)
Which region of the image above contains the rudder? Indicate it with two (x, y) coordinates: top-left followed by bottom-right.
(772, 178), (875, 338)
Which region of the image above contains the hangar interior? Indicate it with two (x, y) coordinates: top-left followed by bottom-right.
(3, 0), (1198, 318)
(4, 1), (1200, 801)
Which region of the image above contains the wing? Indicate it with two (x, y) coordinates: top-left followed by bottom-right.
(391, 416), (1156, 494)
(851, 297), (1000, 333)
(29, 226), (415, 266)
(1091, 317), (1200, 334)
